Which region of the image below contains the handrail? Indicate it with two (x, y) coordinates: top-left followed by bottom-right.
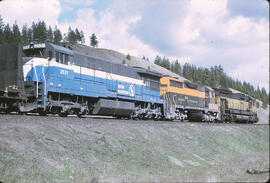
(33, 66), (38, 98)
(108, 72), (113, 80)
(42, 65), (46, 96)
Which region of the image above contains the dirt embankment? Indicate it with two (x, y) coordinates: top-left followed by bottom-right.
(0, 115), (269, 182)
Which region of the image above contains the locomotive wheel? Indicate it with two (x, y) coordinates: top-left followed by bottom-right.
(38, 109), (47, 116)
(76, 112), (84, 118)
(58, 112), (68, 117)
(57, 108), (68, 117)
(39, 111), (47, 116)
(5, 106), (13, 114)
(5, 109), (11, 114)
(18, 111), (25, 115)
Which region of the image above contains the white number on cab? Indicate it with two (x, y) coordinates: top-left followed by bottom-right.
(60, 69), (68, 75)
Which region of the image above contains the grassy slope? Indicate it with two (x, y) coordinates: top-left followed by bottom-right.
(0, 115), (269, 182)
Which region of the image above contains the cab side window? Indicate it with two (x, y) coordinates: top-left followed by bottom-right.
(143, 78), (150, 89)
(170, 80), (183, 88)
(64, 54), (69, 64)
(60, 53), (64, 63)
(48, 51), (52, 59)
(56, 51), (59, 62)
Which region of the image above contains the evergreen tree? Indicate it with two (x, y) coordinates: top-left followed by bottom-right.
(170, 62), (174, 72)
(126, 54), (131, 60)
(202, 68), (210, 86)
(154, 55), (162, 65)
(66, 27), (77, 44)
(75, 28), (81, 43)
(183, 63), (193, 81)
(0, 28), (2, 44)
(161, 57), (170, 70)
(190, 64), (197, 82)
(3, 24), (13, 43)
(255, 86), (261, 100)
(80, 30), (85, 44)
(32, 22), (38, 41)
(38, 21), (47, 42)
(27, 27), (33, 43)
(196, 67), (203, 84)
(12, 23), (21, 43)
(0, 15), (4, 29)
(47, 26), (53, 42)
(90, 33), (98, 48)
(53, 26), (62, 44)
(31, 20), (47, 42)
(220, 74), (229, 88)
(261, 87), (268, 108)
(21, 24), (28, 44)
(0, 15), (3, 44)
(227, 77), (234, 89)
(174, 60), (181, 74)
(209, 72), (217, 88)
(142, 56), (150, 61)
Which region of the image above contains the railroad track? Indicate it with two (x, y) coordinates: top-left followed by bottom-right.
(0, 113), (263, 126)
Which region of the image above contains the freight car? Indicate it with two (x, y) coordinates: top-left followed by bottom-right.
(0, 42), (163, 119)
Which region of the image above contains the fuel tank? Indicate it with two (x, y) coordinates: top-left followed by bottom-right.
(93, 98), (135, 117)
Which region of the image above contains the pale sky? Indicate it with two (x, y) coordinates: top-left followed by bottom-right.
(0, 0), (269, 91)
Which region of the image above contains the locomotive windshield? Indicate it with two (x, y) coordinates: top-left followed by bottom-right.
(23, 43), (45, 58)
(170, 80), (183, 88)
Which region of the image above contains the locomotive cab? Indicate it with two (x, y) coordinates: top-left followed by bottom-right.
(23, 42), (46, 58)
(46, 43), (74, 65)
(22, 42), (74, 65)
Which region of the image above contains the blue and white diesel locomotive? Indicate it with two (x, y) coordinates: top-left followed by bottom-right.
(0, 42), (163, 119)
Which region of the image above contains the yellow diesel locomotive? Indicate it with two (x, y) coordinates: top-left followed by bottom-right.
(160, 77), (258, 123)
(214, 88), (258, 122)
(160, 77), (219, 121)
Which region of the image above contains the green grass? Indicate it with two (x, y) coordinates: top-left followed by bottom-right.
(0, 124), (268, 182)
